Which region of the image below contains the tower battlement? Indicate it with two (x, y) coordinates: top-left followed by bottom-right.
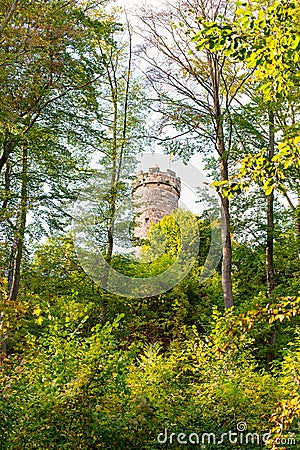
(132, 167), (181, 196)
(132, 167), (181, 240)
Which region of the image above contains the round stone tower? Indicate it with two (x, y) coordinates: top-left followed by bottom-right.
(132, 166), (181, 240)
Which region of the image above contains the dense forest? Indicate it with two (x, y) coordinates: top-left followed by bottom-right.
(0, 0), (299, 449)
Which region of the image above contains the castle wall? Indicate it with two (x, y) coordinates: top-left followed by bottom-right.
(132, 167), (181, 239)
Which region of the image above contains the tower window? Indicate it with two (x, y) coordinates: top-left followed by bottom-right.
(145, 218), (149, 223)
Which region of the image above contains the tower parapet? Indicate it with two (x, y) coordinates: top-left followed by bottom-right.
(132, 167), (181, 239)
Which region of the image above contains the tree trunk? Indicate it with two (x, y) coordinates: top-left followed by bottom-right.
(266, 110), (275, 295)
(0, 293), (7, 362)
(0, 134), (15, 175)
(8, 144), (28, 302)
(220, 158), (234, 308)
(209, 51), (234, 309)
(1, 146), (27, 361)
(266, 109), (276, 371)
(0, 161), (11, 362)
(100, 188), (116, 294)
(266, 192), (275, 294)
(99, 28), (132, 321)
(297, 189), (300, 237)
(0, 0), (19, 34)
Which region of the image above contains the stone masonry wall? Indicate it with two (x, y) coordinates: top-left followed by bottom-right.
(132, 167), (181, 239)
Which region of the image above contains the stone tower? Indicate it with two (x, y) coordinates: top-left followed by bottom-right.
(132, 166), (181, 240)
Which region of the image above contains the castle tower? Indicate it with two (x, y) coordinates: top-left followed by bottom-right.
(132, 166), (181, 240)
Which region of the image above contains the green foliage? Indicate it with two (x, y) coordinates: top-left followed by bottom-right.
(1, 308), (291, 450)
(192, 0), (300, 99)
(0, 1), (299, 448)
(269, 331), (300, 446)
(1, 314), (137, 449)
(213, 136), (300, 198)
(1, 227), (299, 448)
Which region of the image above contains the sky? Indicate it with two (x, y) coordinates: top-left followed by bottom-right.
(114, 0), (161, 9)
(96, 0), (210, 214)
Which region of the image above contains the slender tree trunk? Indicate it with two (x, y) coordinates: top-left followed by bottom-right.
(0, 161), (11, 362)
(1, 146), (27, 361)
(266, 109), (276, 370)
(99, 28), (133, 321)
(210, 52), (234, 308)
(0, 134), (15, 175)
(0, 160), (10, 221)
(266, 110), (275, 295)
(297, 190), (300, 265)
(0, 0), (19, 34)
(297, 189), (300, 237)
(100, 87), (118, 302)
(220, 158), (234, 308)
(266, 192), (275, 294)
(8, 144), (28, 302)
(0, 295), (7, 362)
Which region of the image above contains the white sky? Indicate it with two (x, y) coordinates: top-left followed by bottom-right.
(114, 0), (161, 9)
(92, 0), (208, 212)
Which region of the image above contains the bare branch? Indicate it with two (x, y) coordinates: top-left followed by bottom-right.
(0, 0), (19, 34)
